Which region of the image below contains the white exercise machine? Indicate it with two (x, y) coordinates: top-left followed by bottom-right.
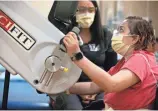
(0, 1), (81, 109)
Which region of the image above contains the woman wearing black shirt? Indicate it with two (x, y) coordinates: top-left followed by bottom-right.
(50, 0), (117, 110)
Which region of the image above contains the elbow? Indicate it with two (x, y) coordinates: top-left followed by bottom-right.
(102, 80), (120, 93)
(104, 84), (117, 93)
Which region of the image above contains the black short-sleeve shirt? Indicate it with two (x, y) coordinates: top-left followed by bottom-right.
(78, 26), (117, 82)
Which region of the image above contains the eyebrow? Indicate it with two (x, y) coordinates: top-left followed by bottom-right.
(119, 25), (124, 28)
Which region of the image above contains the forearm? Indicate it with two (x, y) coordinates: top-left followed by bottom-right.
(74, 56), (113, 92)
(69, 82), (102, 95)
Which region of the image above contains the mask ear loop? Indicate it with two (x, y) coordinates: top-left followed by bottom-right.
(123, 34), (139, 46)
(123, 34), (139, 37)
(124, 35), (141, 58)
(122, 34), (137, 57)
(121, 44), (131, 57)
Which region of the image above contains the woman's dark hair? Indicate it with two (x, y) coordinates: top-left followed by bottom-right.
(72, 0), (104, 49)
(125, 16), (156, 52)
(156, 37), (158, 43)
(90, 1), (104, 45)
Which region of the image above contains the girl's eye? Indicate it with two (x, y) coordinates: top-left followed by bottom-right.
(118, 26), (124, 33)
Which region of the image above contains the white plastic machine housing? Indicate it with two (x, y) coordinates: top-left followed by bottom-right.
(0, 1), (81, 94)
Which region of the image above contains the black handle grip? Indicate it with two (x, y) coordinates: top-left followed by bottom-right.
(60, 26), (81, 52)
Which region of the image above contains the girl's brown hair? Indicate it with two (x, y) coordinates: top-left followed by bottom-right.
(126, 16), (156, 52)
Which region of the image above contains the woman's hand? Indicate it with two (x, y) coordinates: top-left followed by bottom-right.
(63, 32), (81, 57)
(80, 94), (97, 104)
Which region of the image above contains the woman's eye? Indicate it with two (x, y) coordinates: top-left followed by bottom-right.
(120, 29), (124, 32)
(119, 27), (124, 33)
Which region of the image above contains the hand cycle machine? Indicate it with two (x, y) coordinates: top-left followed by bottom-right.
(0, 1), (82, 109)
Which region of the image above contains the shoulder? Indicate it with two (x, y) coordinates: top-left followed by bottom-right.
(102, 25), (112, 44)
(102, 25), (113, 38)
(101, 25), (115, 52)
(122, 51), (153, 73)
(121, 51), (156, 82)
(102, 25), (112, 33)
(126, 51), (148, 65)
(128, 50), (154, 62)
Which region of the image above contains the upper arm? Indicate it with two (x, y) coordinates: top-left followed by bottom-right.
(107, 54), (148, 93)
(110, 69), (140, 92)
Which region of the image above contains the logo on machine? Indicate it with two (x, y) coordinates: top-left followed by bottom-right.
(0, 10), (35, 50)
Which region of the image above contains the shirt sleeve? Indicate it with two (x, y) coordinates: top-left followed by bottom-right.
(121, 54), (148, 82)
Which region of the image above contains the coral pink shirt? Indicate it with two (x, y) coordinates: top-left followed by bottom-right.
(104, 50), (158, 110)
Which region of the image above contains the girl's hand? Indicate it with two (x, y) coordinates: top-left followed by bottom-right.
(63, 32), (81, 57)
(80, 94), (97, 104)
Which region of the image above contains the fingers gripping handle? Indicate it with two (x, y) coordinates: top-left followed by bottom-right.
(59, 26), (82, 52)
